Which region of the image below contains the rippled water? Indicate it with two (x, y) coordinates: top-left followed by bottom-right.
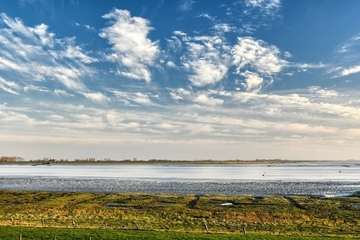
(0, 162), (359, 196)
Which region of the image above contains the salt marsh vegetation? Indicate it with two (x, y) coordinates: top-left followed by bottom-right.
(0, 190), (359, 239)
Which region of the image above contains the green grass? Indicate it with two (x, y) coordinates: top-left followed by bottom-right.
(0, 226), (353, 240)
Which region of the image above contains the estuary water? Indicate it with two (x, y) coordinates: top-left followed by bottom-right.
(0, 161), (359, 196)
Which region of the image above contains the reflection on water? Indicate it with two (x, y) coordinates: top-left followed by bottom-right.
(0, 162), (359, 196)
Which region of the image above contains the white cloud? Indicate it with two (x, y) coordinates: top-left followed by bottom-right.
(309, 86), (338, 98)
(193, 94), (224, 107)
(338, 65), (360, 77)
(330, 34), (360, 78)
(241, 71), (263, 92)
(182, 36), (230, 86)
(81, 92), (110, 104)
(84, 24), (96, 32)
(48, 114), (65, 121)
(3, 83), (360, 160)
(336, 33), (360, 54)
(0, 13), (97, 92)
(0, 109), (34, 125)
(214, 23), (235, 33)
(0, 56), (29, 72)
(0, 13), (55, 47)
(74, 22), (96, 32)
(230, 90), (360, 121)
(132, 92), (152, 105)
(291, 62), (327, 69)
(112, 90), (153, 105)
(232, 37), (287, 75)
(54, 89), (74, 97)
(329, 64), (360, 78)
(105, 111), (122, 126)
(244, 0), (281, 16)
(173, 30), (187, 36)
(23, 85), (50, 92)
(0, 76), (20, 95)
(164, 36), (183, 63)
(178, 0), (195, 12)
(50, 66), (87, 90)
(61, 45), (98, 64)
(166, 61), (176, 68)
(174, 35), (289, 88)
(168, 88), (191, 100)
(100, 9), (159, 82)
(32, 23), (55, 47)
(185, 59), (228, 86)
(155, 123), (175, 130)
(284, 51), (292, 58)
(198, 13), (214, 21)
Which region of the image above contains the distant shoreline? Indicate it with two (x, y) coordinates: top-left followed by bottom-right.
(0, 159), (323, 165)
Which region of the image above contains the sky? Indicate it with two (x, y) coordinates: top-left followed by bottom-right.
(1, 0), (360, 161)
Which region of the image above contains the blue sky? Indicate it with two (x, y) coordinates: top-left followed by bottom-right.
(1, 0), (360, 160)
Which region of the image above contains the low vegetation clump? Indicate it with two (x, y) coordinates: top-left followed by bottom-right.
(0, 190), (359, 239)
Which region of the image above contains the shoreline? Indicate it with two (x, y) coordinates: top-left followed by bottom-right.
(0, 159), (323, 165)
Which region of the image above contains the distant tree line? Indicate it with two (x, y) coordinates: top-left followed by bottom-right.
(0, 156), (24, 162)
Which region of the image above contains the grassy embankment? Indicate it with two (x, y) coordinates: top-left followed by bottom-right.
(0, 191), (359, 239)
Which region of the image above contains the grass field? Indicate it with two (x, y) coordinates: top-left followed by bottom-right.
(0, 190), (359, 239)
(0, 225), (355, 240)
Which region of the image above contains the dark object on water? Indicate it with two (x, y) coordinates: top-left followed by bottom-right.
(262, 171), (266, 176)
(31, 162), (51, 166)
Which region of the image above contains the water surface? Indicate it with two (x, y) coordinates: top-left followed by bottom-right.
(0, 161), (359, 196)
